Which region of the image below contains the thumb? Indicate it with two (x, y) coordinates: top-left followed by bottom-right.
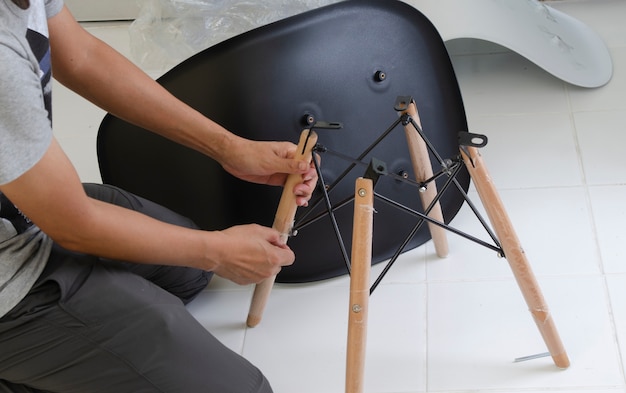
(277, 154), (308, 175)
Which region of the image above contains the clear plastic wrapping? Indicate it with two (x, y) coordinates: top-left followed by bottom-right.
(129, 0), (339, 71)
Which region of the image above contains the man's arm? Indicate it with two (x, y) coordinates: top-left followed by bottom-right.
(48, 6), (316, 203)
(49, 7), (229, 161)
(6, 6), (319, 284)
(0, 138), (294, 285)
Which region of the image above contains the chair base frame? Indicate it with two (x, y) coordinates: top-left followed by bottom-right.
(299, 96), (571, 392)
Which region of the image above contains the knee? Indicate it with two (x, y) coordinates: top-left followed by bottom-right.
(175, 269), (213, 304)
(254, 374), (273, 393)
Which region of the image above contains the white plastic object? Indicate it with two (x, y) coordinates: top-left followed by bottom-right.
(406, 0), (613, 88)
(129, 0), (613, 88)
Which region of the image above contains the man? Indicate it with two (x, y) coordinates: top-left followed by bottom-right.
(0, 0), (317, 391)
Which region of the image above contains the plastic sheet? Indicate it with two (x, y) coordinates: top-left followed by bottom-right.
(129, 0), (339, 70)
(130, 0), (612, 87)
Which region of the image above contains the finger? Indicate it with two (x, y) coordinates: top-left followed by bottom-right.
(266, 242), (295, 268)
(276, 247), (295, 267)
(291, 159), (311, 173)
(273, 142), (307, 173)
(284, 145), (316, 174)
(293, 169), (317, 193)
(263, 227), (296, 263)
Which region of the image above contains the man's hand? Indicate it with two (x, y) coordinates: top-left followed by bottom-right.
(48, 6), (318, 209)
(220, 137), (318, 207)
(209, 224), (295, 285)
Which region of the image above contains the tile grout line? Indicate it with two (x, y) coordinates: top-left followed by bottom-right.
(565, 79), (626, 386)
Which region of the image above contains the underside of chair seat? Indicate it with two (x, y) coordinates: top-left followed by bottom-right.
(97, 0), (470, 282)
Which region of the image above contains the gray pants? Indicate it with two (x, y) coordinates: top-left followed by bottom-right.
(0, 184), (273, 393)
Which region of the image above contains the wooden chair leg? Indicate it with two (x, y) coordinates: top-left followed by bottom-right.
(346, 178), (374, 393)
(247, 130), (318, 328)
(460, 146), (570, 369)
(401, 100), (449, 257)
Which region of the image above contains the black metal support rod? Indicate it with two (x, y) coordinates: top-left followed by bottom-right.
(420, 162), (459, 217)
(296, 151), (459, 234)
(313, 117), (405, 198)
(293, 146), (330, 225)
(296, 138), (420, 226)
(450, 175), (502, 250)
(422, 160), (462, 188)
(369, 207), (428, 294)
(295, 194), (355, 231)
(290, 109), (509, 290)
(335, 117), (405, 179)
(322, 148), (422, 187)
(368, 163), (485, 293)
(374, 192), (502, 254)
(298, 116), (436, 223)
(309, 152), (352, 272)
(407, 116), (448, 166)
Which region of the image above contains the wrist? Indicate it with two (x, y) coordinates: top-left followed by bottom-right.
(198, 230), (226, 272)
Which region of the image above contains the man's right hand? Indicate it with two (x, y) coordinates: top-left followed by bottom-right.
(208, 224), (295, 285)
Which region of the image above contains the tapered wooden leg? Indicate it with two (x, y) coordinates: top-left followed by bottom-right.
(247, 130), (318, 328)
(346, 178), (374, 393)
(401, 101), (449, 257)
(460, 146), (570, 369)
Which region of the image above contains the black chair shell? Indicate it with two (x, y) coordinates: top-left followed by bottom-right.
(97, 0), (470, 282)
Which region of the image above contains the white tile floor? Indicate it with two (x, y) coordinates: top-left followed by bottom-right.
(54, 1), (626, 392)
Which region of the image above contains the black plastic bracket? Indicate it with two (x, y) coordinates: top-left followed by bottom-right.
(312, 121), (343, 130)
(363, 157), (388, 188)
(393, 95), (413, 112)
(458, 131), (488, 148)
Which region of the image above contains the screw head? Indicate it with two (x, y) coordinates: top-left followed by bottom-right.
(374, 70), (387, 82)
(302, 113), (315, 126)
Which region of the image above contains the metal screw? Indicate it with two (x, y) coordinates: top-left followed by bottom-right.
(374, 70), (387, 82)
(358, 188), (367, 197)
(303, 113), (315, 126)
(352, 304), (362, 313)
(442, 159), (454, 175)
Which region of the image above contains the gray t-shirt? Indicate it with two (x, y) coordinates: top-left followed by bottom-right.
(0, 0), (64, 317)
